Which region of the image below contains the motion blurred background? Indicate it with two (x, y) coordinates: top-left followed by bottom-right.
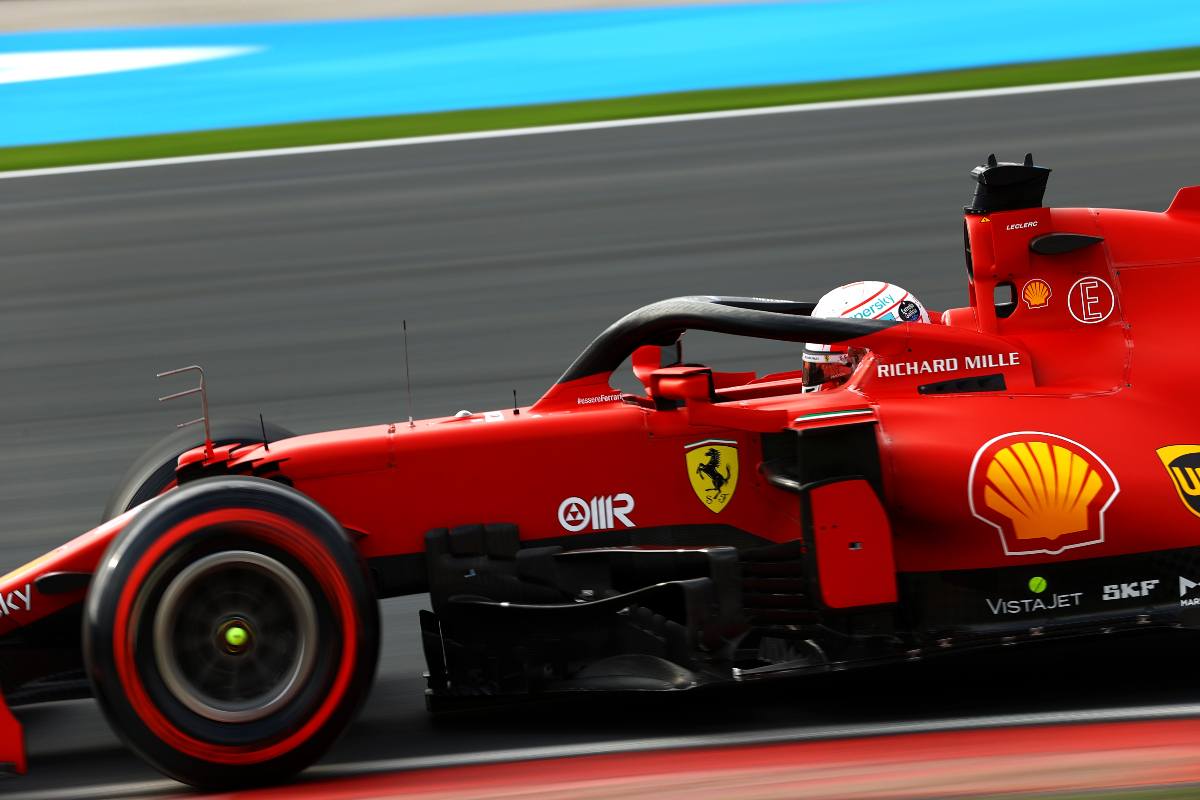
(4, 1), (1200, 798)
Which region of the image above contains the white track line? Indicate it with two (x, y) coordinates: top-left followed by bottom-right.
(8, 700), (1200, 800)
(5, 69), (1200, 181)
(308, 700), (1200, 780)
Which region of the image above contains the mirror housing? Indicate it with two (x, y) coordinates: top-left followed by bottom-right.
(651, 366), (789, 431)
(650, 366), (716, 404)
(632, 345), (664, 394)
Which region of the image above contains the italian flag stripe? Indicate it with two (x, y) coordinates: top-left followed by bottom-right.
(795, 409), (872, 421)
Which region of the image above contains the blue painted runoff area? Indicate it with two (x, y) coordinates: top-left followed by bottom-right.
(4, 0), (1200, 147)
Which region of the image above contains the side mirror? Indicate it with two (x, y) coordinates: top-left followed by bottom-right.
(631, 345), (662, 394)
(650, 366), (716, 405)
(651, 364), (788, 431)
(632, 341), (684, 395)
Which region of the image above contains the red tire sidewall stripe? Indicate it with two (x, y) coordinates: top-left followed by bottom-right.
(112, 507), (359, 765)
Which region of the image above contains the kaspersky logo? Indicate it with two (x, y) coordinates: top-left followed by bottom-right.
(1157, 446), (1200, 520)
(969, 432), (1119, 556)
(0, 584), (31, 616)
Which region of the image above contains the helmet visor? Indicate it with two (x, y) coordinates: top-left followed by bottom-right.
(802, 360), (853, 392)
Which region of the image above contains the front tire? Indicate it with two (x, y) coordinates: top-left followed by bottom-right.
(84, 477), (379, 788)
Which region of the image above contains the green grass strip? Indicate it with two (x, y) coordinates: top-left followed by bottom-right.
(980, 788), (1200, 800)
(5, 46), (1200, 172)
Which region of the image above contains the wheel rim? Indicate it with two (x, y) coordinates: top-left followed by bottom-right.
(153, 550), (319, 723)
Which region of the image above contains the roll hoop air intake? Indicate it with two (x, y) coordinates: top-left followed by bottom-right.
(965, 153), (1052, 215)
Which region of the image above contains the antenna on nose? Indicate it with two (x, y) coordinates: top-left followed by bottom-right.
(403, 320), (415, 429)
(157, 365), (214, 460)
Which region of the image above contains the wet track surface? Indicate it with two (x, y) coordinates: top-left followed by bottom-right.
(4, 79), (1200, 795)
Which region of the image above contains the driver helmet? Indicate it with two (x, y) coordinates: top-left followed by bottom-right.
(803, 281), (929, 392)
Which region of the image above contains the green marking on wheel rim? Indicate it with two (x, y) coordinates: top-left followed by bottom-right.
(224, 625), (249, 648)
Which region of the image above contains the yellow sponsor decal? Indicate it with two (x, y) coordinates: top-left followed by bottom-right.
(1157, 445), (1200, 519)
(685, 439), (738, 513)
(1022, 278), (1052, 309)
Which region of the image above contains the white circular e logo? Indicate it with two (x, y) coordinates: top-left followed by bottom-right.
(1067, 277), (1115, 324)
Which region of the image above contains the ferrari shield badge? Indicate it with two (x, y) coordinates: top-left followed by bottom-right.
(969, 432), (1119, 556)
(1157, 445), (1200, 519)
(686, 439), (738, 513)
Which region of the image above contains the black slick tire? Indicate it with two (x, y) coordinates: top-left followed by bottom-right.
(84, 476), (379, 789)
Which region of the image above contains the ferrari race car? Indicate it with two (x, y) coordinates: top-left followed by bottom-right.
(2, 155), (1200, 788)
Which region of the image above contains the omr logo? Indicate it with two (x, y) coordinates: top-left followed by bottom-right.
(558, 494), (635, 532)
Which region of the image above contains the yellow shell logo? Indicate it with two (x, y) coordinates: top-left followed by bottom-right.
(970, 432), (1119, 556)
(985, 443), (1100, 539)
(1022, 278), (1052, 309)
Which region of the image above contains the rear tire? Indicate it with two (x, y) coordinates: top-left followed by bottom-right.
(84, 477), (379, 789)
(102, 419), (295, 522)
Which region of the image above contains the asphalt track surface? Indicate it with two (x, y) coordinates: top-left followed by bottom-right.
(4, 79), (1200, 796)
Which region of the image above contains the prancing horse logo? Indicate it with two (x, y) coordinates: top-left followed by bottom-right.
(685, 439), (739, 514)
(696, 449), (730, 494)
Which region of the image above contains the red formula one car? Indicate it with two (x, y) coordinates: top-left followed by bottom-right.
(2, 156), (1200, 787)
